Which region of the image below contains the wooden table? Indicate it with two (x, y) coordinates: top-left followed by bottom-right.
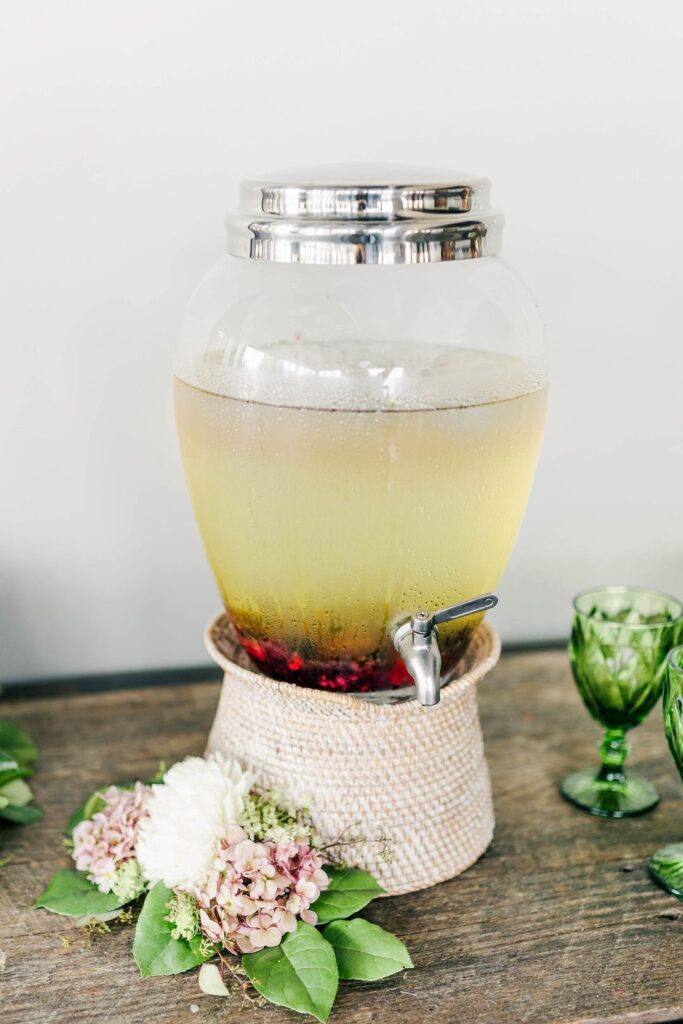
(2, 649), (683, 1024)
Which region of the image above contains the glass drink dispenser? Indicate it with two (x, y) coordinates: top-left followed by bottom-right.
(175, 167), (547, 702)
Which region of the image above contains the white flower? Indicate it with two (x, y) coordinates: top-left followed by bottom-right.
(136, 753), (253, 890)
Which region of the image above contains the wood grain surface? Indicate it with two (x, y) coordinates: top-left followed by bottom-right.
(1, 649), (682, 1024)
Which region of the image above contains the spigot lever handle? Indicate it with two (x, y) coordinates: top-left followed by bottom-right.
(432, 592), (498, 626)
(393, 592), (499, 706)
(411, 593), (498, 635)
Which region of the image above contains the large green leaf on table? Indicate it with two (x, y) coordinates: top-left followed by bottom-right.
(0, 778), (33, 807)
(33, 869), (123, 916)
(312, 866), (386, 924)
(242, 922), (339, 1023)
(1, 804), (43, 824)
(133, 882), (210, 977)
(0, 771), (41, 827)
(323, 918), (413, 980)
(0, 722), (37, 766)
(0, 750), (31, 788)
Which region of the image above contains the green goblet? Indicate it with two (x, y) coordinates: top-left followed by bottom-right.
(561, 586), (683, 818)
(650, 646), (683, 895)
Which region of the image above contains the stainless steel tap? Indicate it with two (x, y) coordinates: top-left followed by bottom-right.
(391, 593), (498, 706)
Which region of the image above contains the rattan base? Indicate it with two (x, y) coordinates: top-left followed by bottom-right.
(205, 616), (500, 896)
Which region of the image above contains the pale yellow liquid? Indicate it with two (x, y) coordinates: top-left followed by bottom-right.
(175, 354), (547, 689)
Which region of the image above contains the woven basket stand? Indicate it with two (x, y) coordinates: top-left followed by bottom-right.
(205, 615), (501, 896)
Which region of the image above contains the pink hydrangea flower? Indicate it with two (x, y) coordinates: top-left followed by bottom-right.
(188, 824), (329, 953)
(72, 782), (149, 900)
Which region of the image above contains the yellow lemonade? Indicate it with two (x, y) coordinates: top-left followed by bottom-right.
(175, 350), (547, 691)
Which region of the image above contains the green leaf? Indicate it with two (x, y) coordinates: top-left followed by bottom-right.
(0, 750), (21, 773)
(147, 761), (166, 784)
(0, 722), (37, 766)
(0, 804), (42, 824)
(33, 869), (123, 916)
(0, 778), (33, 807)
(323, 919), (413, 980)
(312, 867), (386, 924)
(133, 882), (209, 977)
(0, 750), (31, 788)
(0, 794), (8, 809)
(242, 922), (338, 1023)
(66, 789), (108, 835)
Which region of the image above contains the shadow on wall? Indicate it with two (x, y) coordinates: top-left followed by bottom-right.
(0, 568), (40, 682)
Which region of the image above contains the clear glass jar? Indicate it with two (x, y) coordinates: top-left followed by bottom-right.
(175, 167), (547, 694)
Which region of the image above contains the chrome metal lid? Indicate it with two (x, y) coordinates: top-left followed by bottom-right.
(226, 164), (503, 265)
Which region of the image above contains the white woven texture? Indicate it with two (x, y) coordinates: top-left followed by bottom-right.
(205, 616), (501, 896)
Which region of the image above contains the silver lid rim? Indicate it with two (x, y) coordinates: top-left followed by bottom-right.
(239, 177), (491, 220)
(229, 171), (501, 264)
(225, 211), (504, 265)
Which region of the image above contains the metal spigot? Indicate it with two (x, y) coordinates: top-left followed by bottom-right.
(391, 593), (498, 707)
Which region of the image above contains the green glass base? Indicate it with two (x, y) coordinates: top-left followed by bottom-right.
(560, 767), (660, 818)
(650, 843), (683, 897)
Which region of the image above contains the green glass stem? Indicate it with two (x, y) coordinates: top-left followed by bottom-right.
(560, 726), (659, 817)
(597, 728), (629, 786)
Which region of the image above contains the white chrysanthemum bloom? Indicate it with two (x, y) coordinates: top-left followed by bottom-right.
(136, 754), (253, 890)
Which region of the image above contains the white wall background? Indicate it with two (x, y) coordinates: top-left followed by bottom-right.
(2, 0), (682, 682)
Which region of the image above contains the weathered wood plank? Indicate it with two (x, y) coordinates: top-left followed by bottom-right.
(1, 650), (682, 1024)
